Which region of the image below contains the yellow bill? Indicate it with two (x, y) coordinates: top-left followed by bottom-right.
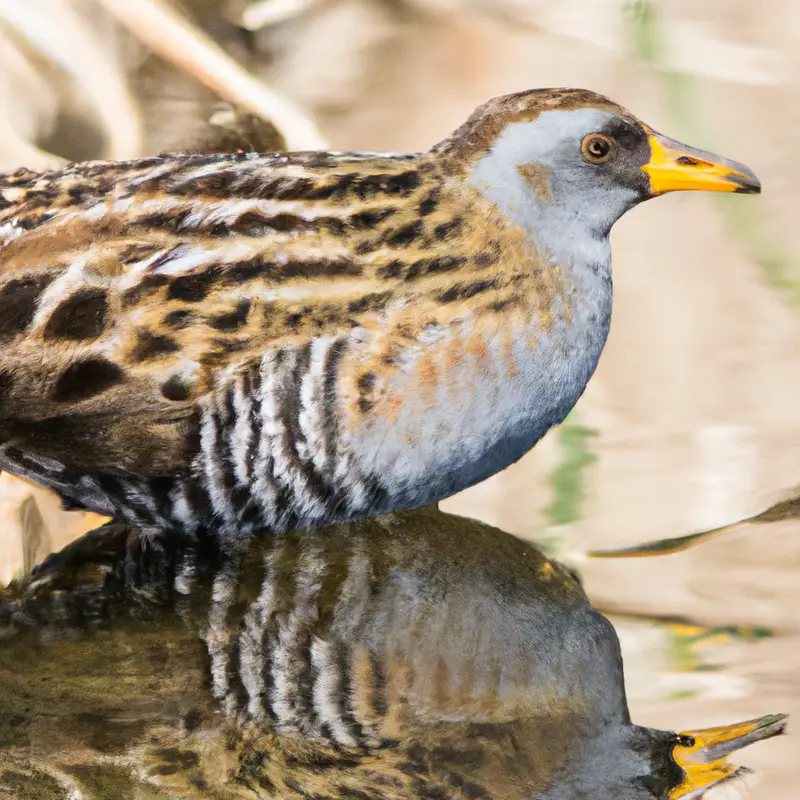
(669, 714), (787, 799)
(643, 131), (761, 196)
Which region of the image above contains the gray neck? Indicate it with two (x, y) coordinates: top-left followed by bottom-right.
(467, 121), (615, 374)
(467, 118), (617, 280)
(466, 114), (616, 390)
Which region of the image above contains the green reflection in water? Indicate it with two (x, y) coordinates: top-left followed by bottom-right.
(544, 414), (598, 528)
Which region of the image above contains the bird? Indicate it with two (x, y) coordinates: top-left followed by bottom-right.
(0, 88), (761, 542)
(0, 505), (786, 799)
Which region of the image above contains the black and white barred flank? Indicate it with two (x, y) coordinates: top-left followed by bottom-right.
(0, 333), (392, 538)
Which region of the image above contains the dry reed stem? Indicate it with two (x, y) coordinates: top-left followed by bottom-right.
(93, 0), (328, 149)
(0, 0), (143, 159)
(0, 116), (64, 171)
(241, 0), (325, 30)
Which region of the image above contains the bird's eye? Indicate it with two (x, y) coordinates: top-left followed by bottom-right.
(581, 133), (615, 165)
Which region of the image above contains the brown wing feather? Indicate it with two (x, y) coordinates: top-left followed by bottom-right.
(0, 147), (447, 476)
(0, 133), (533, 481)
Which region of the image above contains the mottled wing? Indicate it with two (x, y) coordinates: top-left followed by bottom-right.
(0, 150), (444, 483)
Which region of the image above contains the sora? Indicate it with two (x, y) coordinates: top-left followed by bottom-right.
(0, 89), (760, 539)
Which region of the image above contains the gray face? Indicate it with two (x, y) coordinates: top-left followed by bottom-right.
(469, 108), (652, 250)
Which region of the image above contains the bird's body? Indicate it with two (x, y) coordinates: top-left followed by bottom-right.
(0, 507), (784, 799)
(0, 89), (759, 539)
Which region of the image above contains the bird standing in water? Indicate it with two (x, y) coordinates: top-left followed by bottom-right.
(0, 506), (786, 798)
(0, 89), (760, 540)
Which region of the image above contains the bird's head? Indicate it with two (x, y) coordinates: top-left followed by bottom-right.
(436, 88), (760, 243)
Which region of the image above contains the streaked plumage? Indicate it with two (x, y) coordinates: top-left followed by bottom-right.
(0, 89), (760, 540)
(0, 506), (784, 798)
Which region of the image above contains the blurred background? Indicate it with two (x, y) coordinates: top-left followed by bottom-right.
(0, 0), (797, 796)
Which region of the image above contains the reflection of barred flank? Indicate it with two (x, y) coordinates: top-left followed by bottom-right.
(196, 533), (388, 747)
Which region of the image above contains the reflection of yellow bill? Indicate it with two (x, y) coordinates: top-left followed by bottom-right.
(670, 714), (787, 799)
(643, 131), (761, 195)
(588, 488), (800, 559)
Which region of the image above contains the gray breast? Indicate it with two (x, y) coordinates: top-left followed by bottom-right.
(348, 269), (612, 510)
